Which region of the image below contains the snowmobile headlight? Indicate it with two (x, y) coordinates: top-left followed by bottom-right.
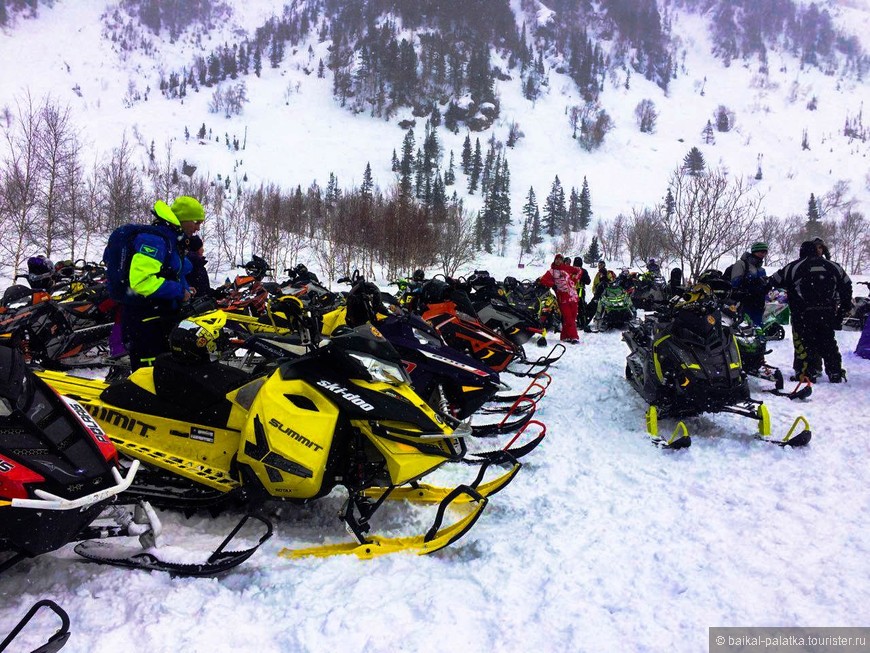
(412, 327), (442, 348)
(348, 353), (409, 386)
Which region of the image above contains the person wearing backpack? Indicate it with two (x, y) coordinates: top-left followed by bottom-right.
(769, 240), (852, 383)
(729, 242), (769, 326)
(105, 197), (204, 370)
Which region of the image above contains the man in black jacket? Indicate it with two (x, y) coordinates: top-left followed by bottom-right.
(572, 256), (592, 331)
(769, 241), (852, 383)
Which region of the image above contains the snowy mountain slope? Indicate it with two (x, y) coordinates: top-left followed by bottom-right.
(0, 0), (868, 278)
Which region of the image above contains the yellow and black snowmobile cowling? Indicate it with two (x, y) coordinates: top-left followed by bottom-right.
(37, 325), (519, 559)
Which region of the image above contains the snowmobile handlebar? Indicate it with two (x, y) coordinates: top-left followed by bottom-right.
(180, 296), (219, 318)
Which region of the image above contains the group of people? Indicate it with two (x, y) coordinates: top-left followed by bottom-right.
(538, 237), (855, 385)
(730, 239), (852, 384)
(537, 254), (626, 340)
(107, 196), (858, 389)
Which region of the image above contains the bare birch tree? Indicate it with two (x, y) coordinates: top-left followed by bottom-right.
(96, 133), (146, 234)
(831, 210), (868, 274)
(34, 97), (81, 257)
(660, 166), (762, 281)
(0, 91), (43, 273)
(625, 207), (667, 266)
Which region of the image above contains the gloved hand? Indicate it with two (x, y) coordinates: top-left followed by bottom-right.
(834, 310), (844, 330)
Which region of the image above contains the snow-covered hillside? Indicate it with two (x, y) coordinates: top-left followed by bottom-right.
(0, 0), (868, 277)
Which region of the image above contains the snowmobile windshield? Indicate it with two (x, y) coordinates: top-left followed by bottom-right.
(0, 347), (35, 413)
(672, 305), (721, 345)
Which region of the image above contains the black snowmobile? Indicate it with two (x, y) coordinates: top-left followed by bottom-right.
(843, 281), (870, 331)
(622, 284), (811, 449)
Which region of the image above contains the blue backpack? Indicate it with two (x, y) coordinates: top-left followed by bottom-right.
(103, 224), (174, 301)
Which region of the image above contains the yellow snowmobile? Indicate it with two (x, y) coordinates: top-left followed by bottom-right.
(37, 322), (520, 560)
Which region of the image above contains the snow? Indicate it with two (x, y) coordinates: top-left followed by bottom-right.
(3, 323), (870, 653)
(1, 1), (870, 651)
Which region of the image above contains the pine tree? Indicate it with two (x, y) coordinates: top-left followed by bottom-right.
(806, 193), (822, 236)
(585, 236), (601, 265)
(531, 207), (543, 246)
(399, 129), (415, 200)
(807, 193), (820, 221)
(682, 147), (706, 175)
(715, 105), (731, 132)
(253, 46), (262, 77)
(521, 216), (531, 254)
(543, 176), (566, 237)
(444, 151), (455, 186)
(414, 146), (425, 198)
(325, 173), (340, 209)
(579, 177), (592, 229)
(702, 120), (716, 145)
(468, 139), (483, 195)
(361, 162), (374, 201)
(522, 186), (540, 253)
(197, 123), (207, 140)
(461, 134), (472, 175)
(567, 187), (581, 230)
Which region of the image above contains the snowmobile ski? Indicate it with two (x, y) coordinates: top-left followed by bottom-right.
(749, 364), (811, 399)
(0, 599), (70, 653)
(470, 395), (537, 436)
(763, 378), (813, 401)
(491, 371), (551, 404)
(279, 485), (487, 559)
(74, 512), (272, 577)
(756, 415), (812, 447)
(516, 342), (565, 367)
(645, 406), (691, 449)
(465, 419), (546, 463)
(363, 459), (521, 503)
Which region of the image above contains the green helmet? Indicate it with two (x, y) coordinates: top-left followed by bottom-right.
(171, 196), (205, 222)
(750, 242), (768, 253)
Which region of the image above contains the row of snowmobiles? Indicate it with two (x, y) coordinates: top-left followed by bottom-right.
(1, 260), (565, 583)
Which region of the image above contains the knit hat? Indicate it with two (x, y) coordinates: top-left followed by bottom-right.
(750, 242), (768, 253)
(171, 196), (205, 222)
(185, 235), (204, 252)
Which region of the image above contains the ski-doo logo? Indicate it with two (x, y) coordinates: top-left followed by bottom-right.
(63, 397), (110, 443)
(316, 380), (375, 412)
(268, 418), (324, 452)
(0, 460), (13, 473)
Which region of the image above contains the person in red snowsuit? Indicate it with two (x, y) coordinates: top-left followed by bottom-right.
(538, 253), (581, 343)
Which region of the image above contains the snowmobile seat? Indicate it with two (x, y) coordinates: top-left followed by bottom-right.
(151, 355), (251, 410)
(1, 284), (34, 308)
(100, 354), (251, 429)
